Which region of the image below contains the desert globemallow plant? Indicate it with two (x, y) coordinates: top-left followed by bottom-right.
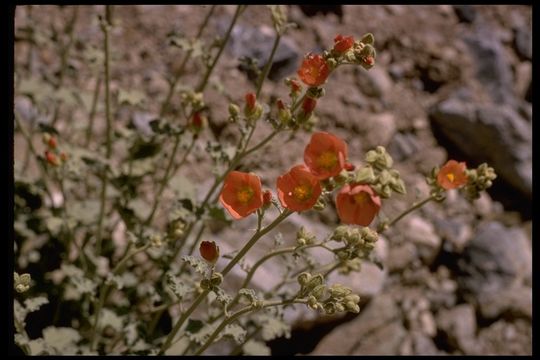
(13, 5), (496, 356)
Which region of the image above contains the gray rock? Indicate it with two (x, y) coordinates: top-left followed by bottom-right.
(476, 319), (532, 355)
(430, 96), (532, 197)
(358, 112), (397, 148)
(225, 23), (300, 82)
(356, 66), (393, 98)
(411, 332), (441, 355)
(311, 293), (404, 355)
(436, 304), (477, 353)
(402, 216), (442, 265)
(387, 132), (421, 162)
(514, 26), (532, 60)
(456, 221), (532, 319)
(463, 27), (514, 104)
(433, 217), (473, 252)
(457, 221), (532, 294)
(477, 284), (532, 319)
(453, 5), (477, 23)
(386, 242), (417, 272)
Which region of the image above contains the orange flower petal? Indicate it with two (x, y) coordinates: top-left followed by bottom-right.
(437, 160), (468, 190)
(277, 165), (322, 212)
(298, 54), (330, 87)
(336, 184), (381, 226)
(219, 171), (263, 219)
(304, 132), (348, 180)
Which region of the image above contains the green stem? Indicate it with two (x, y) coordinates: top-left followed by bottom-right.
(90, 243), (151, 350)
(195, 5), (243, 92)
(95, 6), (114, 255)
(194, 298), (306, 355)
(160, 209), (293, 354)
(379, 194), (436, 233)
(255, 33), (281, 98)
(160, 5), (216, 117)
(51, 6), (79, 128)
(14, 114), (55, 205)
(145, 135), (195, 225)
(84, 76), (102, 148)
(159, 289), (210, 354)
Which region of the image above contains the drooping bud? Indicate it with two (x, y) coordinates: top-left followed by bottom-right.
(199, 241), (220, 264)
(302, 97), (317, 114)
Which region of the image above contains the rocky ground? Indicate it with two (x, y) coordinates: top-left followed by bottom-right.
(14, 5), (532, 355)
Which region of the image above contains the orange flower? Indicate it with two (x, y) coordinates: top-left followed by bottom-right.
(333, 34), (354, 53)
(336, 184), (381, 226)
(219, 171), (263, 219)
(304, 132), (348, 180)
(437, 160), (468, 190)
(298, 54), (330, 87)
(277, 165), (322, 212)
(199, 241), (220, 264)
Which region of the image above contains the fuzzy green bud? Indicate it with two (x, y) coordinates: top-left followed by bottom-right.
(297, 272), (311, 286)
(312, 284), (326, 300)
(307, 295), (319, 310)
(355, 166), (376, 184)
(329, 284), (352, 298)
(361, 33), (375, 45)
(332, 225), (350, 242)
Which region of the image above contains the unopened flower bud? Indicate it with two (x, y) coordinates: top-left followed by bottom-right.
(263, 190), (273, 208)
(210, 272), (223, 286)
(307, 295), (319, 309)
(199, 241), (219, 264)
(312, 284), (326, 300)
(244, 92), (257, 115)
(332, 225), (350, 242)
(329, 284), (352, 298)
(228, 103), (240, 119)
(47, 136), (57, 149)
(302, 97), (317, 114)
(355, 166), (376, 184)
(45, 150), (60, 166)
(191, 112), (206, 133)
(360, 33), (375, 45)
(297, 272), (311, 286)
(150, 234), (163, 248)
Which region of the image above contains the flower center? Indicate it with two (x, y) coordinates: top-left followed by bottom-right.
(354, 192), (370, 205)
(318, 151), (338, 170)
(236, 187), (254, 204)
(446, 173), (455, 183)
(292, 184), (312, 201)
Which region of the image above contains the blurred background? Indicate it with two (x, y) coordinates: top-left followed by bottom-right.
(14, 5), (532, 355)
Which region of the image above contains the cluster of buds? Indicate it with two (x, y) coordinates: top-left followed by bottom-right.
(167, 217), (187, 239)
(297, 273), (360, 314)
(180, 90), (205, 112)
(355, 146), (406, 198)
(149, 233), (164, 248)
(323, 33), (376, 71)
(463, 163), (497, 200)
(296, 226), (316, 246)
(42, 133), (67, 167)
(331, 225), (378, 260)
(14, 272), (31, 293)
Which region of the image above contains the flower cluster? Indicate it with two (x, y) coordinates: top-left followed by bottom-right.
(427, 160), (496, 201)
(219, 132), (402, 228)
(297, 272), (360, 314)
(330, 225), (378, 261)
